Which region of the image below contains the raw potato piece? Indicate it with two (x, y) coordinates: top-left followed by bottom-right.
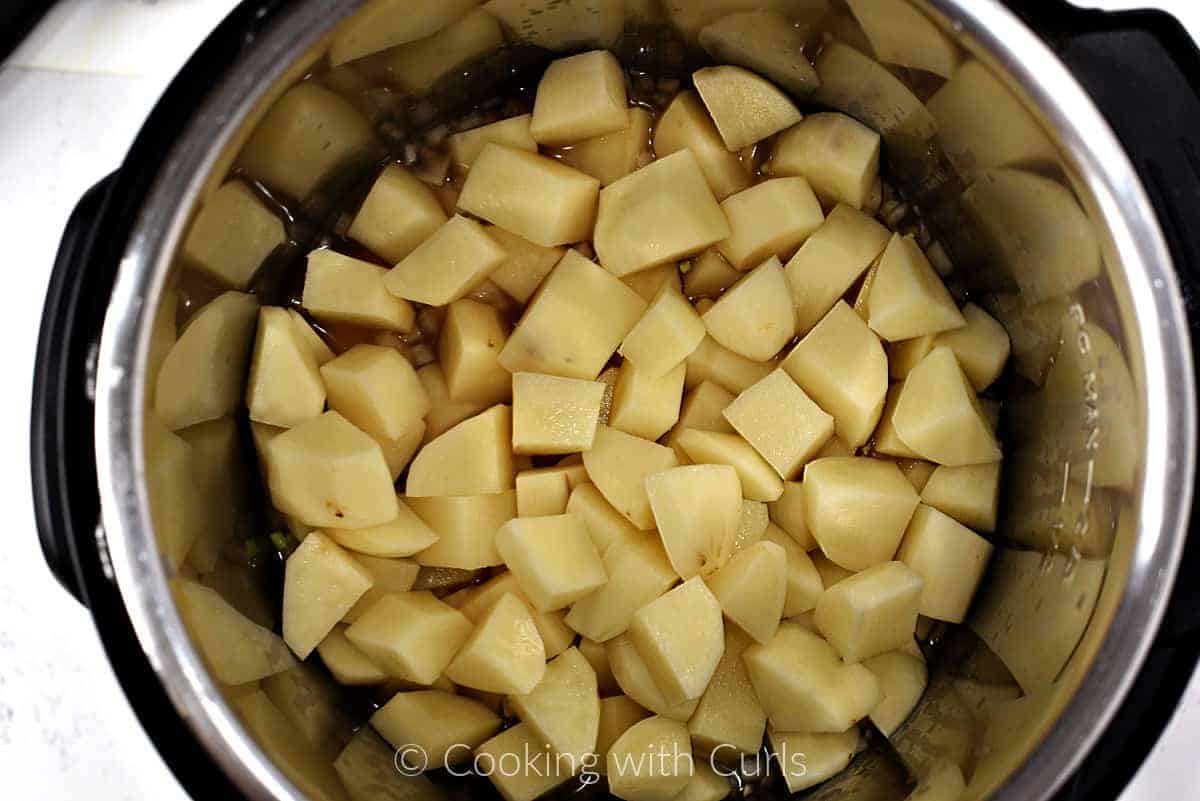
(406, 405), (514, 497)
(484, 225), (564, 304)
(418, 363), (489, 440)
(378, 10), (505, 94)
(318, 626), (388, 685)
(175, 579), (296, 685)
(863, 650), (927, 736)
(873, 383), (921, 459)
(329, 0), (482, 65)
(450, 571), (576, 659)
(584, 425), (679, 529)
(768, 482), (817, 551)
(887, 335), (935, 381)
(684, 249), (742, 298)
(348, 165), (447, 263)
(782, 301), (888, 448)
(867, 235), (965, 342)
(894, 347), (1002, 466)
(408, 492), (516, 569)
(372, 690), (502, 770)
(512, 372), (606, 454)
(321, 345), (429, 442)
(516, 469), (571, 517)
(846, 0), (960, 77)
(287, 310), (334, 367)
(594, 150), (732, 278)
(448, 115), (538, 172)
(702, 258), (797, 360)
(458, 144), (600, 247)
(303, 249), (415, 332)
(510, 648), (601, 766)
(246, 307), (326, 429)
(734, 500), (770, 553)
(684, 337), (775, 396)
(698, 10), (821, 96)
(606, 634), (701, 721)
(265, 411), (400, 529)
(565, 535), (678, 642)
(724, 370), (834, 481)
(567, 483), (642, 555)
(155, 291), (258, 430)
(769, 729), (859, 794)
(281, 532), (373, 659)
(345, 592), (472, 683)
(921, 462), (1000, 532)
(335, 728), (447, 801)
(814, 561), (923, 663)
(675, 763), (733, 801)
(620, 285), (706, 379)
(500, 250), (647, 379)
(439, 299), (511, 406)
(762, 524), (825, 617)
(596, 696), (651, 774)
(717, 179), (824, 270)
(495, 514), (608, 612)
(689, 626), (766, 758)
(629, 577), (725, 705)
(676, 429), (784, 503)
(445, 593), (546, 694)
(342, 554), (421, 623)
(743, 623), (882, 732)
(693, 66), (802, 152)
(530, 50), (629, 145)
(607, 716), (694, 801)
(932, 303), (1011, 391)
(897, 505), (994, 623)
(561, 107), (652, 186)
(706, 541), (787, 643)
(475, 723), (571, 801)
(384, 215), (507, 306)
(803, 457), (919, 571)
(623, 263), (683, 303)
(608, 361), (686, 441)
(813, 43), (937, 144)
(183, 181), (285, 289)
(645, 464), (742, 580)
(653, 91), (751, 200)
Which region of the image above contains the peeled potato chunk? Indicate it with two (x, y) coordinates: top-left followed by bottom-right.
(406, 405), (515, 497)
(782, 301), (888, 448)
(377, 9), (505, 94)
(329, 0), (481, 65)
(893, 347), (1002, 466)
(449, 571), (575, 659)
(322, 344), (429, 442)
(813, 42), (936, 145)
(438, 299), (512, 406)
(684, 336), (775, 396)
(620, 285), (707, 379)
(698, 10), (820, 97)
(743, 623), (882, 733)
(408, 491), (516, 569)
(561, 107), (652, 186)
(448, 114), (537, 173)
(246, 307), (326, 429)
(384, 215), (507, 306)
(717, 179), (824, 271)
(459, 144), (600, 247)
(675, 428), (783, 503)
(897, 504), (993, 623)
(372, 689), (502, 771)
(724, 369), (834, 481)
(706, 540), (787, 644)
(931, 303), (1011, 391)
(510, 647), (601, 766)
(596, 695), (651, 774)
(175, 579), (295, 685)
(317, 625), (388, 686)
(846, 0), (960, 77)
(671, 762), (732, 801)
(476, 723), (572, 801)
(863, 650), (928, 736)
(445, 592), (546, 694)
(345, 592), (472, 684)
(688, 625), (766, 758)
(803, 457), (920, 571)
(607, 716), (694, 801)
(183, 181), (285, 289)
(500, 250), (648, 380)
(645, 464), (742, 580)
(701, 257), (797, 361)
(608, 361), (686, 441)
(873, 382), (921, 459)
(684, 249), (742, 298)
(484, 225), (565, 304)
(496, 514), (608, 612)
(348, 165), (447, 263)
(768, 482), (817, 551)
(516, 468), (571, 517)
(734, 499), (770, 554)
(814, 560), (923, 663)
(342, 554), (421, 623)
(511, 372), (608, 455)
(594, 150), (732, 278)
(762, 524), (825, 617)
(920, 462), (1001, 532)
(265, 411), (400, 529)
(584, 425), (679, 529)
(530, 50), (629, 145)
(566, 483), (641, 555)
(771, 113), (881, 210)
(607, 634), (701, 721)
(630, 577), (725, 706)
(282, 532), (375, 659)
(693, 65), (802, 152)
(867, 234), (965, 342)
(653, 91), (751, 201)
(303, 249), (415, 332)
(768, 728), (860, 794)
(566, 535), (678, 643)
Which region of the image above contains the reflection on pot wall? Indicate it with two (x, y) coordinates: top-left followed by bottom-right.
(137, 1), (1143, 800)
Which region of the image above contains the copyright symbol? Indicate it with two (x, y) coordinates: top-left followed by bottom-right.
(394, 744), (429, 777)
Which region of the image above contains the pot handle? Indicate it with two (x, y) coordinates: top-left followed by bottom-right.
(30, 173), (118, 607)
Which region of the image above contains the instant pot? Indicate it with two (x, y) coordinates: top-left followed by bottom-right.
(27, 1), (1200, 800)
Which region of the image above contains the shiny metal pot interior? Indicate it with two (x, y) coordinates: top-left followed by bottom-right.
(92, 1), (1196, 800)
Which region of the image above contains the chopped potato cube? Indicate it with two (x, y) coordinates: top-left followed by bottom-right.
(584, 425), (679, 529)
(566, 483), (642, 555)
(620, 285), (706, 379)
(622, 263), (683, 304)
(897, 505), (993, 623)
(282, 532), (374, 659)
(449, 114), (538, 172)
(733, 499), (770, 554)
(345, 592), (472, 683)
(407, 405), (514, 497)
(449, 571), (576, 659)
(771, 113), (881, 209)
(888, 335), (935, 380)
(596, 696), (651, 774)
(384, 215), (507, 306)
(693, 65), (802, 151)
(814, 561), (923, 662)
(565, 534), (678, 642)
(175, 579), (295, 685)
(920, 462), (1000, 532)
(372, 689), (502, 770)
(500, 250), (648, 379)
(509, 647), (601, 765)
(328, 499), (438, 558)
(561, 107), (652, 186)
(445, 592), (546, 694)
(303, 249), (415, 331)
(484, 225), (565, 304)
(317, 625), (388, 685)
(458, 144), (600, 247)
(530, 50), (629, 145)
(439, 299), (512, 406)
(594, 150), (732, 278)
(418, 363), (489, 440)
(894, 347), (1002, 466)
(607, 634), (701, 721)
(608, 361), (686, 441)
(476, 723), (572, 801)
(378, 9), (505, 94)
(516, 468), (571, 517)
(183, 181), (284, 289)
(653, 91), (751, 201)
(706, 541), (787, 643)
(348, 165), (448, 263)
(684, 336), (775, 396)
(683, 249), (742, 298)
(768, 728), (859, 794)
(342, 554), (422, 623)
(630, 577), (725, 705)
(762, 524), (825, 617)
(582, 638), (622, 696)
(286, 310), (333, 367)
(496, 513), (608, 611)
(645, 464), (741, 580)
(931, 303), (1011, 390)
(675, 428), (783, 503)
(702, 257), (797, 360)
(697, 10), (820, 96)
(321, 344), (429, 442)
(688, 625), (765, 759)
(608, 716), (695, 801)
(329, 0), (481, 64)
(863, 650), (927, 736)
(512, 372), (607, 455)
(867, 234), (965, 341)
(724, 369), (834, 481)
(407, 491), (516, 569)
(717, 179), (824, 270)
(873, 383), (921, 459)
(768, 482), (817, 551)
(246, 307), (326, 429)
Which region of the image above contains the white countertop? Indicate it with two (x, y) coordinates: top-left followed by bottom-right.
(1, 2), (1198, 799)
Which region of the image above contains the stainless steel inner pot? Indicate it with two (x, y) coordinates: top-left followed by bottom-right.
(90, 1), (1197, 800)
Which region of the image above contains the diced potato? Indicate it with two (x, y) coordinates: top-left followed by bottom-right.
(449, 115), (538, 173)
(238, 83), (377, 200)
(897, 459), (938, 493)
(621, 263), (682, 304)
(530, 50), (628, 145)
(802, 457), (919, 571)
(183, 181), (284, 289)
(743, 622), (882, 732)
(675, 429), (783, 503)
(578, 638), (619, 695)
(733, 499), (770, 553)
(342, 554), (422, 623)
(449, 571), (576, 658)
(445, 592), (546, 694)
(329, 0), (481, 65)
(873, 383), (920, 459)
(566, 535), (678, 642)
(594, 150), (732, 278)
(893, 347), (1001, 466)
(458, 144), (600, 247)
(867, 235), (965, 342)
(642, 464), (741, 580)
(687, 625), (765, 759)
(500, 250), (648, 379)
(285, 310), (334, 367)
(175, 579), (295, 685)
(407, 491), (516, 569)
(562, 107), (652, 186)
(282, 532), (374, 659)
(706, 541), (787, 643)
(496, 513), (608, 611)
(512, 372), (606, 454)
(583, 425), (679, 529)
(483, 225), (564, 304)
(620, 285), (706, 379)
(303, 249), (416, 332)
(887, 335), (935, 380)
(378, 9), (505, 94)
(683, 249), (742, 298)
(762, 524), (825, 617)
(345, 592), (472, 683)
(768, 482), (816, 551)
(335, 726), (448, 801)
(348, 165), (448, 263)
(438, 299), (511, 406)
(596, 695), (651, 773)
(785, 204), (891, 334)
(897, 505), (993, 623)
(566, 483), (642, 555)
(475, 723), (572, 801)
(684, 336), (775, 396)
(407, 405), (514, 497)
(510, 647), (601, 765)
(698, 10), (820, 96)
(724, 370), (834, 481)
(630, 577), (725, 705)
(813, 43), (936, 145)
(811, 550), (854, 589)
(702, 258), (797, 362)
(674, 763), (731, 801)
(608, 361), (686, 441)
(932, 303), (1011, 391)
(516, 468), (571, 517)
(418, 363), (489, 440)
(814, 561), (923, 663)
(373, 689), (502, 769)
(155, 291), (258, 430)
(607, 716), (694, 801)
(920, 462), (1000, 532)
(782, 301), (888, 448)
(693, 66), (802, 151)
(717, 180), (824, 272)
(607, 634), (701, 721)
(384, 215), (507, 306)
(265, 411), (399, 528)
(233, 691), (353, 801)
(768, 728), (860, 793)
(653, 91), (751, 201)
(318, 625), (389, 686)
(846, 0), (959, 77)
(863, 650), (927, 736)
(322, 344), (429, 441)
